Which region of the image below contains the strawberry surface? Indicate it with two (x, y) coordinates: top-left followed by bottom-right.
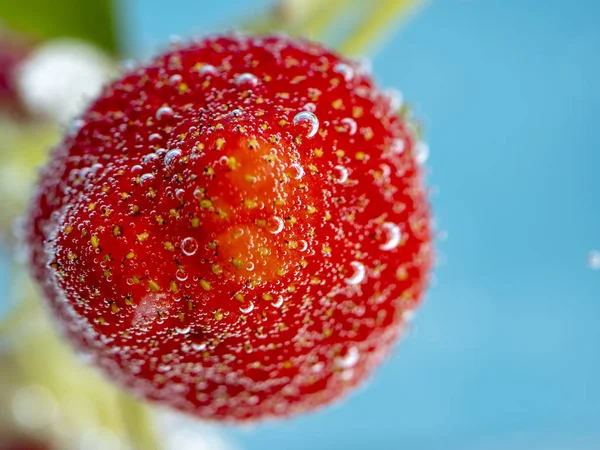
(24, 34), (432, 421)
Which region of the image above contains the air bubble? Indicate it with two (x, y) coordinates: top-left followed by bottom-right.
(334, 63), (355, 81)
(175, 189), (185, 201)
(588, 250), (600, 270)
(344, 261), (366, 285)
(181, 237), (198, 256)
(333, 165), (349, 184)
(267, 216), (284, 234)
(298, 240), (308, 252)
(149, 133), (161, 142)
(176, 326), (191, 335)
(340, 117), (357, 135)
(239, 302), (255, 314)
(303, 102), (316, 112)
(142, 153), (159, 165)
(336, 347), (359, 369)
(272, 296), (284, 308)
(191, 342), (207, 352)
(176, 269), (188, 281)
(293, 111), (319, 138)
(164, 149), (182, 168)
(169, 74), (183, 85)
(391, 139), (405, 155)
(290, 163), (305, 180)
(199, 64), (216, 76)
(236, 73), (259, 88)
(156, 105), (174, 120)
(139, 173), (154, 184)
(415, 141), (429, 165)
(380, 223), (402, 251)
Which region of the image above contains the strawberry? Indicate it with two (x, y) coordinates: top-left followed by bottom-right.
(24, 34), (432, 421)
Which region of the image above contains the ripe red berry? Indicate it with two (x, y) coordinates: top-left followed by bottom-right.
(24, 34), (432, 421)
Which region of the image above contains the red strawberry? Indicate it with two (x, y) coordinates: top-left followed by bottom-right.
(24, 34), (432, 421)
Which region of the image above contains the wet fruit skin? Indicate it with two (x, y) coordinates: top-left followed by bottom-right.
(24, 34), (432, 421)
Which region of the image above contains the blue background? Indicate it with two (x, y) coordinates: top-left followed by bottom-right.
(4, 0), (600, 448)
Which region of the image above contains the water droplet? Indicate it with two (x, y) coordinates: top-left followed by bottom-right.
(176, 325), (191, 335)
(267, 216), (284, 234)
(176, 268), (188, 281)
(192, 342), (207, 351)
(290, 163), (305, 180)
(90, 163), (103, 175)
(164, 149), (182, 168)
(293, 111), (319, 138)
(199, 64), (216, 76)
(588, 250), (600, 270)
(230, 108), (243, 117)
(236, 73), (259, 88)
(139, 173), (154, 184)
(415, 141), (429, 165)
(156, 105), (174, 120)
(379, 164), (391, 178)
(246, 262), (255, 271)
(333, 63), (354, 81)
(142, 153), (159, 165)
(340, 117), (357, 135)
(380, 223), (402, 251)
(239, 301), (255, 314)
(312, 362), (324, 373)
(149, 133), (162, 142)
(169, 74), (182, 85)
(175, 189), (185, 201)
(303, 102), (316, 112)
(272, 296), (284, 308)
(344, 261), (366, 285)
(130, 165), (143, 173)
(336, 347), (359, 369)
(298, 240), (308, 252)
(333, 165), (349, 184)
(391, 139), (405, 155)
(181, 237), (198, 256)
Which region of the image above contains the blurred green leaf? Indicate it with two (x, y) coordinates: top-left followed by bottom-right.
(0, 0), (119, 54)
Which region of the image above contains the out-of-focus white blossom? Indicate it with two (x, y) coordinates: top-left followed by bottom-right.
(15, 39), (115, 124)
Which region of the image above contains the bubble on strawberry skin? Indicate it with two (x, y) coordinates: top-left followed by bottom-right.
(293, 111), (319, 138)
(344, 261), (366, 285)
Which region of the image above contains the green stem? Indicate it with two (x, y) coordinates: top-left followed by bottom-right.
(338, 0), (425, 56)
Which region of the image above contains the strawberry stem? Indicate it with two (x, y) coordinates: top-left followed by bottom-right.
(338, 0), (425, 56)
